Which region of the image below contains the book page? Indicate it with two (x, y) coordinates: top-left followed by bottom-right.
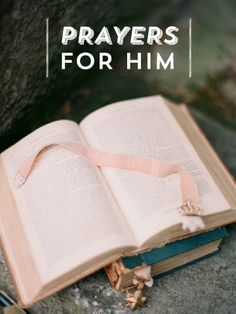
(1, 120), (135, 279)
(80, 96), (230, 245)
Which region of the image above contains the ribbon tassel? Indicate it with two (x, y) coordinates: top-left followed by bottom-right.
(15, 141), (205, 231)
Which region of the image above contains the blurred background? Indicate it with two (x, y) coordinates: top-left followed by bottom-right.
(0, 0), (235, 150)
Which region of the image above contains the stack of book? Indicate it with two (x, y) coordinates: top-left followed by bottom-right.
(0, 96), (235, 308)
(105, 227), (228, 290)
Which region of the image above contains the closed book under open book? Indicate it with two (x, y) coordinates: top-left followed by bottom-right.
(105, 227), (228, 290)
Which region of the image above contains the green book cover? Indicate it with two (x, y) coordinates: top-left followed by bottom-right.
(123, 227), (228, 269)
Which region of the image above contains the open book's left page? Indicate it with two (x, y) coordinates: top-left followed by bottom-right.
(0, 120), (135, 306)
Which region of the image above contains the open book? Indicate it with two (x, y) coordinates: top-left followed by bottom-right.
(0, 96), (236, 307)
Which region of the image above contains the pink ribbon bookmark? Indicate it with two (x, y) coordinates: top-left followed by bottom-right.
(15, 141), (205, 232)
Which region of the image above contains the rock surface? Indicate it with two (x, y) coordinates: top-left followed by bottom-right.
(0, 0), (186, 150)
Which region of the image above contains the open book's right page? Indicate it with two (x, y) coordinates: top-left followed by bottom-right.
(80, 96), (230, 245)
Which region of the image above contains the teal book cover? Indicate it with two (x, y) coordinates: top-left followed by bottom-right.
(123, 227), (228, 269)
